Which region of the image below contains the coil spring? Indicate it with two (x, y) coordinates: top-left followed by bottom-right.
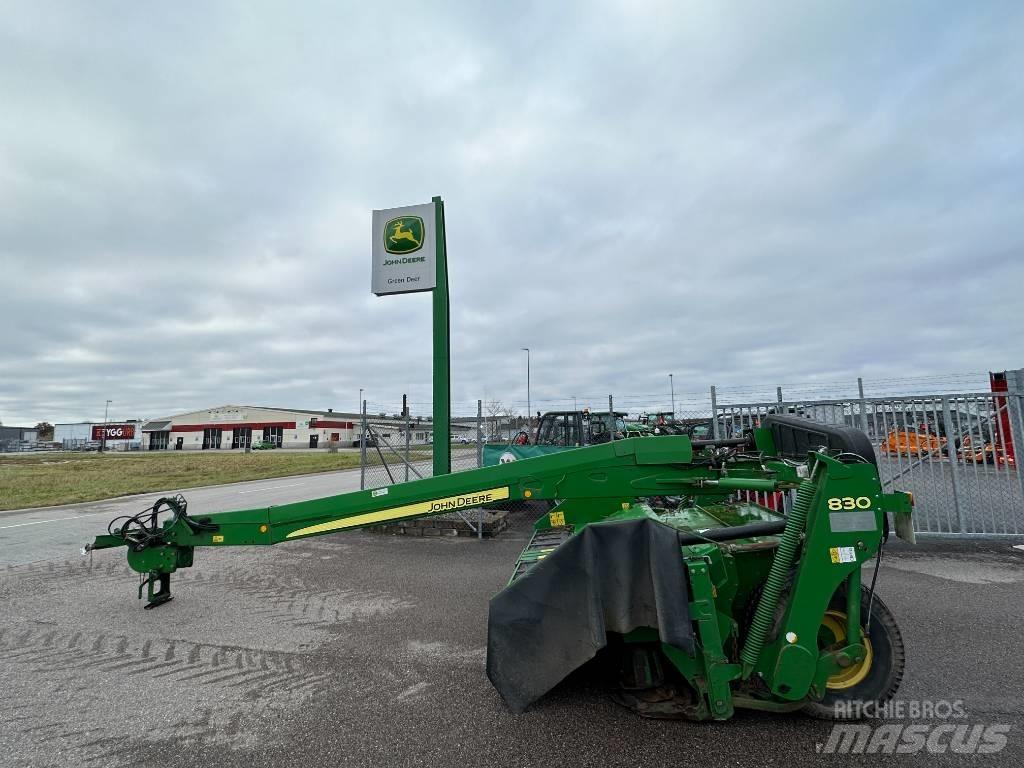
(740, 478), (817, 672)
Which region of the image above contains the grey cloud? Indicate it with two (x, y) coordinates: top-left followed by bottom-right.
(1, 0), (1022, 426)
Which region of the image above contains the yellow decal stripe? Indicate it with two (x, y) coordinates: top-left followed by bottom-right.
(285, 487), (510, 539)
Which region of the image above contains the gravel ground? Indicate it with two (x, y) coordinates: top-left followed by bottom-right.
(2, 518), (1023, 768)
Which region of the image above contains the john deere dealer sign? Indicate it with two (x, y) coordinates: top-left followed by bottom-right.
(371, 202), (436, 295)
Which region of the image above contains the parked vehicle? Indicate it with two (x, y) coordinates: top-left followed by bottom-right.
(680, 418), (740, 441)
(958, 433), (1016, 466)
(640, 412), (686, 435)
(880, 428), (945, 457)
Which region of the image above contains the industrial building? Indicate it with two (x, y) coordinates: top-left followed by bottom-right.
(0, 425), (39, 451)
(140, 405), (444, 450)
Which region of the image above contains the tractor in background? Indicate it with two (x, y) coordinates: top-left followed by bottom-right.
(639, 412), (687, 435)
(483, 409), (643, 467)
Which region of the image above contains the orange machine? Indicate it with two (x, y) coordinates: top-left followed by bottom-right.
(880, 429), (944, 457)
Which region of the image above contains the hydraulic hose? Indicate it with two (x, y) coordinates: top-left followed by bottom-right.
(676, 520), (786, 546)
(740, 477), (817, 674)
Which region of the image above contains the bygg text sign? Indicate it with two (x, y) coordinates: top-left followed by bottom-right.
(92, 424), (136, 440)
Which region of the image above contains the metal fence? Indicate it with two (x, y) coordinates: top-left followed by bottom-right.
(0, 441), (63, 453)
(716, 391), (1024, 535)
(359, 398), (487, 536)
(358, 377), (1024, 538)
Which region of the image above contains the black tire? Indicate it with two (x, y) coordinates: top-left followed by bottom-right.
(801, 585), (905, 720)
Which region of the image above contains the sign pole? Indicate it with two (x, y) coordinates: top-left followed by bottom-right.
(371, 196), (450, 477)
(432, 195), (451, 476)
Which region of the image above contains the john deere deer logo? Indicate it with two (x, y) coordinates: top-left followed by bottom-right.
(384, 216), (424, 254)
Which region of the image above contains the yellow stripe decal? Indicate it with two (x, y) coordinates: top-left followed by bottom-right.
(285, 486), (510, 539)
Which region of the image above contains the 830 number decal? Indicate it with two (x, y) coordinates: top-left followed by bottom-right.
(827, 496), (873, 511)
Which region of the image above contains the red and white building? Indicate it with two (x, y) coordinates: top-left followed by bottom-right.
(140, 405), (438, 450)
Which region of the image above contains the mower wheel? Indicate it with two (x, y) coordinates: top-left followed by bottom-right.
(801, 585), (905, 720)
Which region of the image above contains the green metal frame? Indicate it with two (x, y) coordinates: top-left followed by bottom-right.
(431, 195), (450, 476)
(87, 430), (913, 718)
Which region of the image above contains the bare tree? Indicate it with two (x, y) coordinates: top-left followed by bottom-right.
(485, 400), (506, 441)
(501, 405), (519, 440)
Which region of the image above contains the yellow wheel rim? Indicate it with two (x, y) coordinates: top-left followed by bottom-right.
(820, 610), (873, 690)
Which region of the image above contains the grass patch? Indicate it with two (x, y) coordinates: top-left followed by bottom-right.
(0, 451), (380, 511)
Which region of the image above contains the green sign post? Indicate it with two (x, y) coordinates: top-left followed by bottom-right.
(371, 197), (451, 477)
(431, 196), (451, 476)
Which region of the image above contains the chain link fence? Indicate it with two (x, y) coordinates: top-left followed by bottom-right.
(358, 398), (487, 536)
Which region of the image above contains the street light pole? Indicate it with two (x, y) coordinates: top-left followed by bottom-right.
(358, 388), (364, 444)
(100, 399), (111, 454)
(669, 374), (675, 418)
(521, 347), (531, 429)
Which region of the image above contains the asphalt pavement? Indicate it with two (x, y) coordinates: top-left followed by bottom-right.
(2, 495), (1023, 768)
(0, 464), (431, 567)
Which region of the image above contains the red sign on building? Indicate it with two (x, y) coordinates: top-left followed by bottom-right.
(92, 424), (136, 441)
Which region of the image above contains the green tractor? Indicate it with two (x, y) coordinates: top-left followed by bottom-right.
(640, 412), (741, 441)
(87, 415), (913, 721)
(640, 411), (687, 435)
(483, 409), (649, 467)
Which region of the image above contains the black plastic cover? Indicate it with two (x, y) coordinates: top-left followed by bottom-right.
(762, 414), (877, 466)
(486, 517), (693, 713)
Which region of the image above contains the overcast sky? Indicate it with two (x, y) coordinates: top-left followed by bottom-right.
(2, 1), (1022, 426)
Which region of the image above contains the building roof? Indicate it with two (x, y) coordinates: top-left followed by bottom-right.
(252, 406), (364, 420)
(140, 405), (483, 431)
(54, 420), (141, 426)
